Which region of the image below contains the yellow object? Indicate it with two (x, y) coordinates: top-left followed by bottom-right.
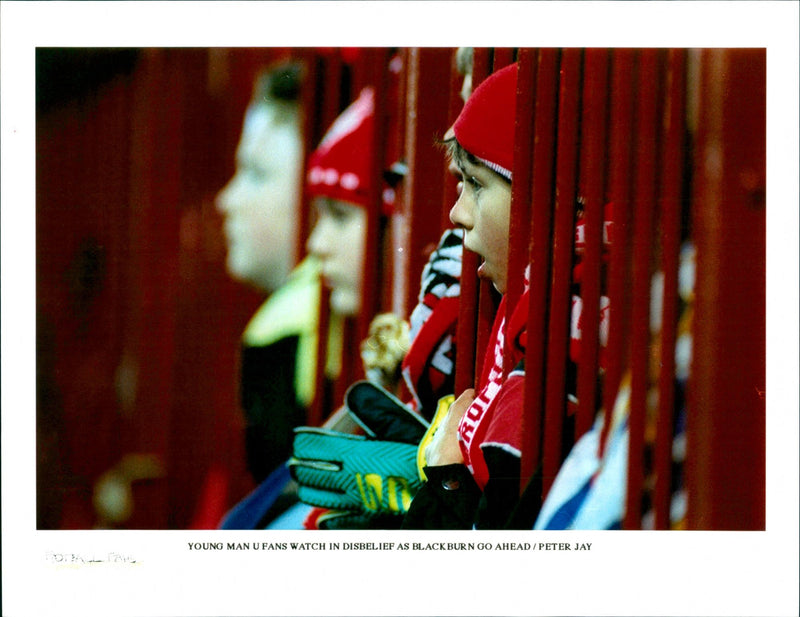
(416, 394), (456, 481)
(242, 257), (322, 407)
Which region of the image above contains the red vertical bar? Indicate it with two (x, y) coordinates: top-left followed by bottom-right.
(357, 48), (389, 344)
(624, 49), (660, 530)
(474, 281), (497, 383)
(506, 46), (535, 479)
(441, 47), (466, 231)
(454, 48), (491, 393)
(493, 47), (515, 70)
(505, 48), (536, 363)
(542, 48), (583, 495)
(519, 48), (560, 490)
(297, 49), (321, 251)
(290, 49), (326, 427)
(309, 50), (345, 423)
(575, 48), (609, 439)
(454, 251), (479, 394)
(653, 49), (686, 529)
(599, 49), (636, 456)
(402, 48), (455, 317)
(470, 47), (490, 97)
(472, 50), (498, 385)
(686, 49), (765, 530)
(321, 51), (345, 135)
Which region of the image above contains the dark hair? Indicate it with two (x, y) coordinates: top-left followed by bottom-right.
(441, 136), (511, 185)
(251, 61), (305, 120)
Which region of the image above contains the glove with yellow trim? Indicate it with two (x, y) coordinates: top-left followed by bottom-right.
(290, 381), (451, 520)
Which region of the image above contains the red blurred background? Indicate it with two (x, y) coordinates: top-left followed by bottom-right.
(36, 48), (294, 529)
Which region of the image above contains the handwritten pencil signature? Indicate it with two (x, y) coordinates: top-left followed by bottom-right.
(45, 552), (139, 565)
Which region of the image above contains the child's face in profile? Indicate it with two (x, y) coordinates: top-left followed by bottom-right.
(449, 158), (512, 294)
(307, 197), (367, 316)
(216, 103), (303, 292)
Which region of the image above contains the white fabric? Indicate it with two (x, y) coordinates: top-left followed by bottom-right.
(534, 412), (629, 530)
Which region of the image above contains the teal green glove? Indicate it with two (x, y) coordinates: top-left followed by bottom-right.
(290, 428), (421, 514)
(289, 381), (428, 515)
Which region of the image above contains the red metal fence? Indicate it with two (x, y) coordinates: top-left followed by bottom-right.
(404, 47), (763, 530)
(36, 46), (765, 529)
(304, 46), (765, 529)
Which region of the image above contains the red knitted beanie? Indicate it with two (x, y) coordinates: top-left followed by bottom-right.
(453, 63), (518, 180)
(306, 87), (395, 213)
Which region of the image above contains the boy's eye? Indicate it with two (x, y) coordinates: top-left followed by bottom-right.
(466, 176), (482, 191)
(458, 170), (481, 190)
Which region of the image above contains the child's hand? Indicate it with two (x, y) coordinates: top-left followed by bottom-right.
(424, 388), (474, 466)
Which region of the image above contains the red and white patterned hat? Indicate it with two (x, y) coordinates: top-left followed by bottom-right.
(453, 63), (518, 181)
(306, 87), (396, 213)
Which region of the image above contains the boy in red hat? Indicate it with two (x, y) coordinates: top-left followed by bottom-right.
(305, 86), (392, 316)
(288, 60), (471, 529)
(403, 63), (535, 529)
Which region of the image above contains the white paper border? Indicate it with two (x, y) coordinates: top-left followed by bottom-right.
(2, 2), (798, 616)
